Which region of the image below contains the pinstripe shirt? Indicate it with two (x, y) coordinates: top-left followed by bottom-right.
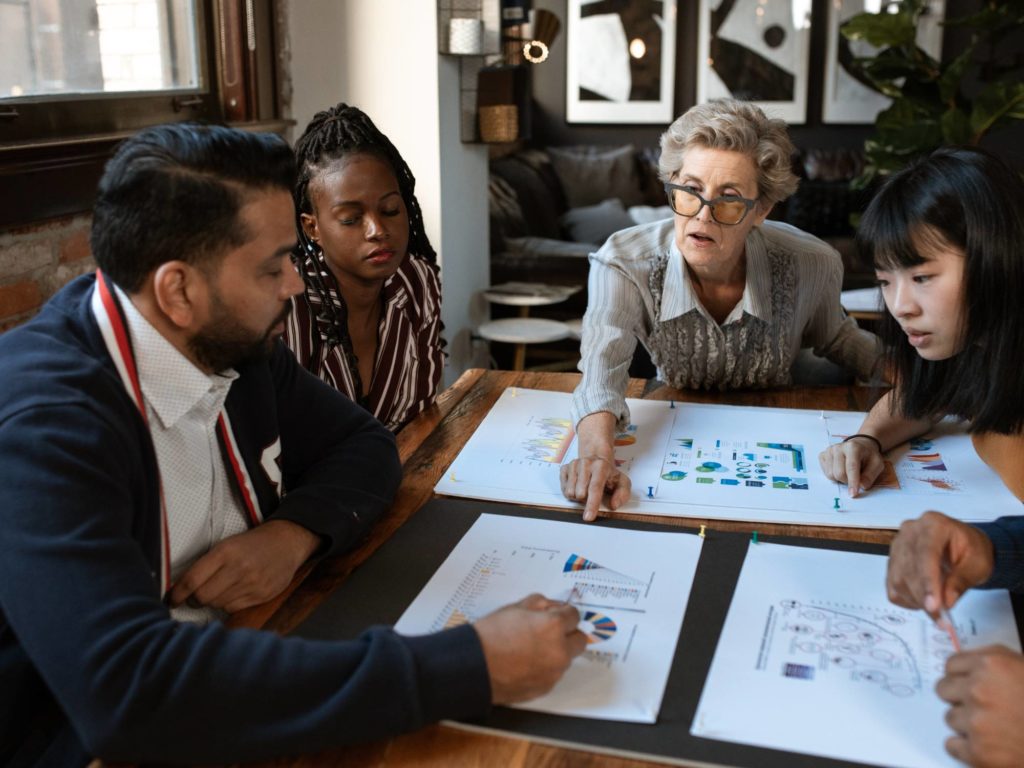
(571, 218), (880, 427)
(285, 254), (443, 432)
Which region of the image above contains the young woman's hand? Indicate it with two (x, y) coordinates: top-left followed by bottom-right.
(818, 435), (886, 497)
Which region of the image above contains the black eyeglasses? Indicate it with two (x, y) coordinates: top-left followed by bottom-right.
(664, 183), (758, 226)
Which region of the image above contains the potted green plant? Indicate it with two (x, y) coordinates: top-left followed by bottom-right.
(840, 0), (1024, 188)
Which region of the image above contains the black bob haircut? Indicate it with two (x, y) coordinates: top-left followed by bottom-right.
(91, 122), (296, 292)
(857, 146), (1024, 434)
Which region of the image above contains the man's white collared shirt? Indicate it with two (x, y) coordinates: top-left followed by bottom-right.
(117, 288), (249, 624)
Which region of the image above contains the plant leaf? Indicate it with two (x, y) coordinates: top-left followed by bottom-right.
(969, 81), (1024, 138)
(841, 11), (916, 48)
(940, 108), (972, 144)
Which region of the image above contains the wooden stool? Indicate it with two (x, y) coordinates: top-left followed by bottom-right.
(477, 317), (571, 371)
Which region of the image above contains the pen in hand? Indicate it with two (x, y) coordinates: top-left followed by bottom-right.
(936, 605), (962, 652)
(933, 558), (962, 652)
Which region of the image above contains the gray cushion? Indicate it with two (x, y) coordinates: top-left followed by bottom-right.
(547, 144), (645, 208)
(505, 236), (596, 259)
(490, 152), (566, 240)
(560, 199), (635, 245)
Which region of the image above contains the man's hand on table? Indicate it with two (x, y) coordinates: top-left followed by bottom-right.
(474, 594), (588, 704)
(169, 519), (321, 613)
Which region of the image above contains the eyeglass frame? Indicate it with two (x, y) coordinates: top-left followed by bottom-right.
(663, 182), (759, 226)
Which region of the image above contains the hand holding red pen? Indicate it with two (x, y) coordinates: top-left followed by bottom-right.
(886, 511), (995, 618)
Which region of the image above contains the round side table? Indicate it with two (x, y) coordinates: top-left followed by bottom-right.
(480, 282), (581, 370)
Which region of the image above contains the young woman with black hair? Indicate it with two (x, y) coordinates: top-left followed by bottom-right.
(819, 146), (1024, 768)
(284, 103), (443, 431)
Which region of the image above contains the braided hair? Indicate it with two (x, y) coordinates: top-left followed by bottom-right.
(291, 103), (436, 399)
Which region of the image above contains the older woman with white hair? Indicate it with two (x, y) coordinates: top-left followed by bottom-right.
(561, 99), (880, 521)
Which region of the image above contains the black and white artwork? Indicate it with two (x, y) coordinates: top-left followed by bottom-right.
(566, 0), (677, 124)
(697, 0), (811, 123)
(823, 0), (944, 124)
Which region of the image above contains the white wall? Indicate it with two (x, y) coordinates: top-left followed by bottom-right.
(287, 0), (491, 385)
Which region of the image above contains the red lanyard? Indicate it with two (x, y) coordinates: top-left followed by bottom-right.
(90, 270), (263, 595)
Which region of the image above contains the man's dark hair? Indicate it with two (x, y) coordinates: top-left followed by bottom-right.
(858, 146), (1024, 434)
(91, 123), (296, 291)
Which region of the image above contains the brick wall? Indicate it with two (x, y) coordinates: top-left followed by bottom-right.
(0, 214), (96, 332)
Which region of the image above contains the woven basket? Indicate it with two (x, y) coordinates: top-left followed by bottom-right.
(478, 105), (518, 144)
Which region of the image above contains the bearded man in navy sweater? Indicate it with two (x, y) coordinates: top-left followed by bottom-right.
(0, 123), (585, 767)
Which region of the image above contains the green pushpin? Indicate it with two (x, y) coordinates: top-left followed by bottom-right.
(834, 497), (841, 510)
(752, 530), (759, 544)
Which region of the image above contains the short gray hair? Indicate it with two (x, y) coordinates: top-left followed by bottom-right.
(658, 99), (799, 205)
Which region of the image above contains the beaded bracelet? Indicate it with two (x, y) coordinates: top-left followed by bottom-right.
(842, 433), (884, 453)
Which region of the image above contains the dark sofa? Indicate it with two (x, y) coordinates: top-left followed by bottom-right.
(487, 143), (876, 316)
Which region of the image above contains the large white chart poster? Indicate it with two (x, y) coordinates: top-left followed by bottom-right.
(435, 388), (1021, 528)
(394, 513), (702, 722)
(691, 543), (1021, 767)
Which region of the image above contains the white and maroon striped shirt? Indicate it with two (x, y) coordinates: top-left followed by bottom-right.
(284, 253), (443, 432)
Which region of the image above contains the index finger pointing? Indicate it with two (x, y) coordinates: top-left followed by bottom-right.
(846, 451), (862, 498)
(583, 462), (608, 522)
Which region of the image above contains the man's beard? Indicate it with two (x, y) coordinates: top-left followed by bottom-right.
(188, 296), (292, 373)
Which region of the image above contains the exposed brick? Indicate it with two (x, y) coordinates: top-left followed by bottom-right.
(0, 281), (43, 320)
(59, 228), (92, 263)
(0, 241), (53, 277)
(0, 311), (37, 334)
(43, 261), (96, 299)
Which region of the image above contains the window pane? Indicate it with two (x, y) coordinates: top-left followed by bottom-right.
(1, 0), (200, 99)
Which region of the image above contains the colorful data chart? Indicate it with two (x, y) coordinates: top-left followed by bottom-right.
(659, 438), (810, 491)
(522, 417), (574, 463)
(897, 437), (960, 493)
(614, 424), (638, 447)
(564, 553), (647, 604)
(581, 611), (618, 644)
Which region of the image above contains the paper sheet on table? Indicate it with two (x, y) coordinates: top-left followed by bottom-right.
(394, 513), (702, 722)
(691, 543), (1021, 768)
(434, 388), (1021, 528)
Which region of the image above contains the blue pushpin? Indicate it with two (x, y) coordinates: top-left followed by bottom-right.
(647, 486), (654, 498)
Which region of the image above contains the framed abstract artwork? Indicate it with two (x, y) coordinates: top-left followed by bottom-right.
(566, 0), (677, 124)
(696, 0), (812, 124)
(823, 0), (945, 124)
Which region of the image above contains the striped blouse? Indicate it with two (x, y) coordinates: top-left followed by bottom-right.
(571, 218), (881, 428)
(284, 253), (444, 432)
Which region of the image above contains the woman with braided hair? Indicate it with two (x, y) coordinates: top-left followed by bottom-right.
(285, 103), (444, 431)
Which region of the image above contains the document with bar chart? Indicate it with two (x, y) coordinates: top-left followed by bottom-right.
(433, 388), (1020, 528)
(394, 513), (702, 722)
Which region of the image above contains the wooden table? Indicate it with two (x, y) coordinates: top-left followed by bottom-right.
(228, 369), (891, 768)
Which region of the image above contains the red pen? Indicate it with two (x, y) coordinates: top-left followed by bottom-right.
(937, 606), (962, 652)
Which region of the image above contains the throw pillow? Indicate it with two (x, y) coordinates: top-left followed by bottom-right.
(560, 198), (636, 245)
(504, 236), (596, 259)
(627, 205), (673, 225)
(547, 144), (645, 208)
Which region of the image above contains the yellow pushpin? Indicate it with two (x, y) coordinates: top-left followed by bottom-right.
(449, 472), (456, 482)
(510, 387), (518, 397)
(699, 524), (706, 539)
